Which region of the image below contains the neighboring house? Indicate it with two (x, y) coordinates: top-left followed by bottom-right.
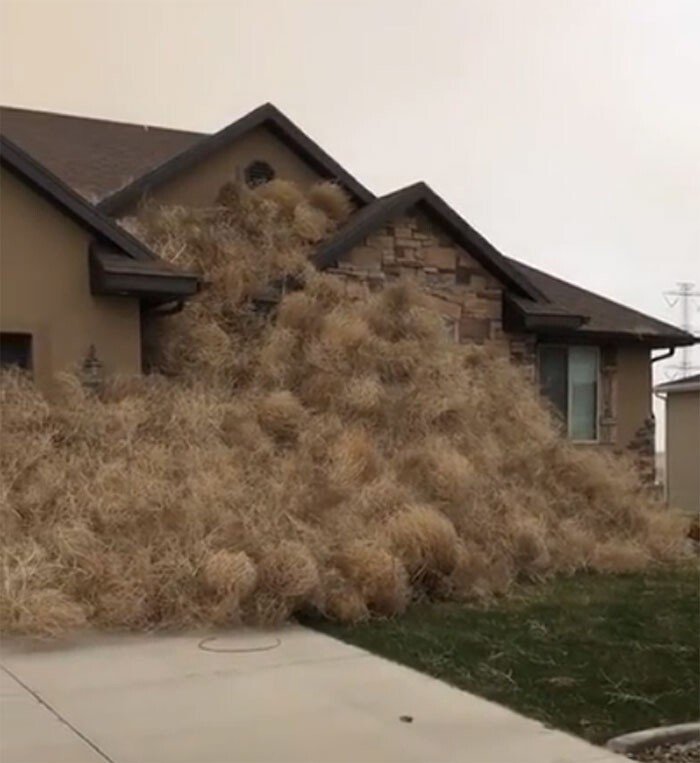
(1, 103), (695, 478)
(655, 375), (700, 513)
(0, 136), (198, 391)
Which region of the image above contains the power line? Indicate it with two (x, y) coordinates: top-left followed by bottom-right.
(662, 282), (700, 378)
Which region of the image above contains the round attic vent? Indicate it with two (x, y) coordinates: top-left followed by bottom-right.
(245, 160), (275, 188)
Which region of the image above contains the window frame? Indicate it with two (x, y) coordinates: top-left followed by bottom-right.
(537, 343), (600, 444)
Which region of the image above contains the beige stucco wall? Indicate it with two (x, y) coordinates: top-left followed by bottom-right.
(665, 390), (700, 513)
(133, 126), (324, 212)
(0, 167), (142, 392)
(615, 345), (652, 448)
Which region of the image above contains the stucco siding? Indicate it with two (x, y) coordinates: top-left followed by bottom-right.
(615, 345), (652, 448)
(666, 390), (700, 513)
(0, 167), (141, 391)
(132, 126), (324, 212)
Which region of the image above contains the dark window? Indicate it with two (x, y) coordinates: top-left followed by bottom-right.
(538, 346), (568, 423)
(537, 345), (598, 441)
(244, 160), (275, 188)
(1, 333), (32, 371)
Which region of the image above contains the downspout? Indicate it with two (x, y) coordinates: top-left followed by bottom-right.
(651, 347), (675, 365)
(144, 300), (185, 317)
(651, 347), (675, 504)
(652, 348), (674, 408)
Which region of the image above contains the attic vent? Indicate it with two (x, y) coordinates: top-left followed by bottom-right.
(245, 160), (275, 188)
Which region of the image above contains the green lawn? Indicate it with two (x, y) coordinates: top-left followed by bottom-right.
(314, 565), (699, 744)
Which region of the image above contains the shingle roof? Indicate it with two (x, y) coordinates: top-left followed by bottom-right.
(0, 106), (203, 201)
(508, 259), (695, 347)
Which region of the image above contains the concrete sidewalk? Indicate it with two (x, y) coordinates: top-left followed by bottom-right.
(1, 626), (620, 763)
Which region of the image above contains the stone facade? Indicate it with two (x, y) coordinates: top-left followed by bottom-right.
(599, 345), (618, 446)
(627, 417), (656, 484)
(322, 207), (653, 480)
(325, 208), (536, 377)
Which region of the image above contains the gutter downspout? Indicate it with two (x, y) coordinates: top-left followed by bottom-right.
(651, 347), (675, 365)
(651, 347), (676, 505)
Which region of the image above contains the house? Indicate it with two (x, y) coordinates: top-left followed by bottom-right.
(1, 104), (695, 478)
(655, 374), (700, 513)
(0, 135), (199, 391)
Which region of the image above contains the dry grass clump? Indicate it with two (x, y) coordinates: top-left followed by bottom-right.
(307, 181), (354, 223)
(293, 203), (330, 242)
(385, 504), (460, 582)
(254, 179), (306, 214)
(0, 178), (690, 636)
(257, 542), (320, 600)
(334, 542), (409, 616)
(202, 550), (257, 599)
(256, 391), (307, 443)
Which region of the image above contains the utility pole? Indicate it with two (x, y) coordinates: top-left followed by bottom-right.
(663, 282), (700, 378)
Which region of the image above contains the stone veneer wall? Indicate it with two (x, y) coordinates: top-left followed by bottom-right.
(627, 418), (656, 485)
(323, 207), (654, 478)
(599, 345), (618, 447)
(324, 209), (537, 378)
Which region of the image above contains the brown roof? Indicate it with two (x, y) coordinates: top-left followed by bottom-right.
(0, 106), (203, 201)
(508, 259), (695, 347)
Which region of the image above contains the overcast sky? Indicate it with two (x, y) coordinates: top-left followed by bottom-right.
(1, 0), (698, 426)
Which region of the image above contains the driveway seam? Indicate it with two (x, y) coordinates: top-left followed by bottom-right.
(0, 662), (115, 763)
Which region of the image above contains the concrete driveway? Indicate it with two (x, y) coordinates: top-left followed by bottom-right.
(1, 626), (620, 763)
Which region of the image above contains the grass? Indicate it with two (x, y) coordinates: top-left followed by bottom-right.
(314, 565), (699, 744)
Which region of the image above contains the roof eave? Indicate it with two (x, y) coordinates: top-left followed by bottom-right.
(655, 381), (700, 394)
(89, 247), (199, 301)
(502, 292), (588, 332)
(534, 329), (697, 348)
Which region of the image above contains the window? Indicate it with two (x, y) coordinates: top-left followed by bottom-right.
(537, 345), (598, 441)
(244, 160), (275, 188)
(0, 333), (32, 371)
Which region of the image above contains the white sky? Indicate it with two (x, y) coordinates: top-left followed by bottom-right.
(1, 0), (698, 442)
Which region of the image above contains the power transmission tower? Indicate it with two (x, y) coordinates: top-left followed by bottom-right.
(663, 282), (700, 378)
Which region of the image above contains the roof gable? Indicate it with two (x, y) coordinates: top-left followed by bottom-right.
(0, 106), (202, 201)
(313, 182), (545, 301)
(98, 103), (374, 216)
(1, 135), (158, 262)
(1, 136), (198, 301)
